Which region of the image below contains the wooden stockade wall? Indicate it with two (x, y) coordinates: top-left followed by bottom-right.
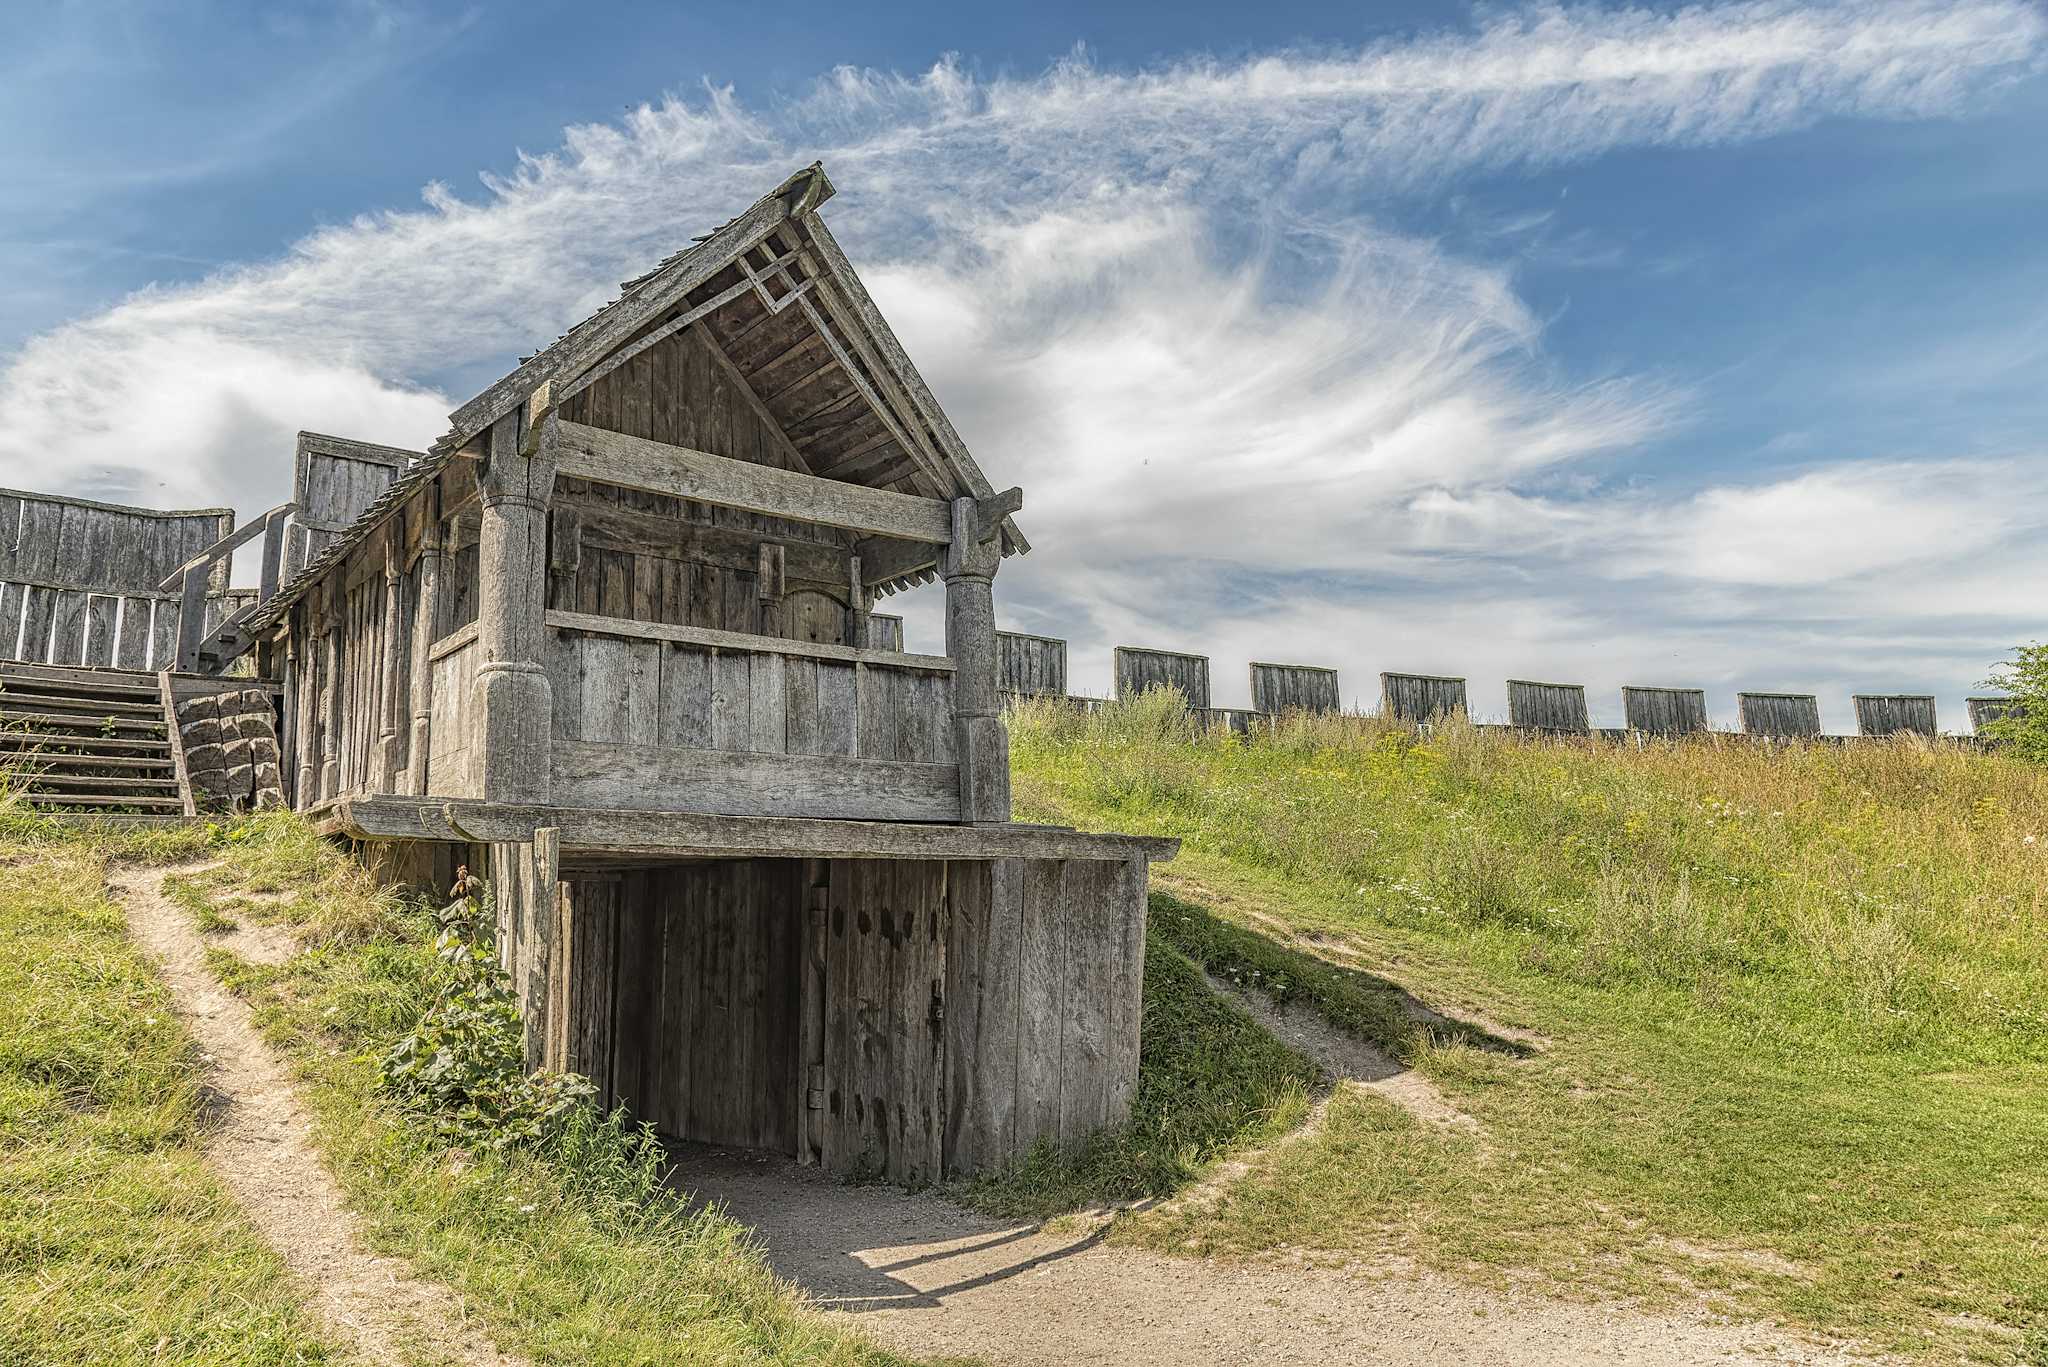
(1854, 694), (1937, 738)
(287, 434), (412, 579)
(1622, 686), (1709, 737)
(488, 843), (1144, 1183)
(1508, 680), (1590, 733)
(0, 488), (240, 671)
(1738, 692), (1822, 739)
(999, 630), (1067, 697)
(1381, 672), (1468, 723)
(1113, 646), (1210, 709)
(1249, 662), (1339, 715)
(1968, 697), (2020, 731)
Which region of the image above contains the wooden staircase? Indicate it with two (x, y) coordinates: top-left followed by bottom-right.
(0, 662), (187, 816)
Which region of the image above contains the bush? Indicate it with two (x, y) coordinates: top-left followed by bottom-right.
(1981, 641), (2048, 761)
(377, 875), (600, 1152)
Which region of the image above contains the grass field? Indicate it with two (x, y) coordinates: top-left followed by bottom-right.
(1002, 694), (2048, 1363)
(5, 696), (2044, 1363)
(0, 805), (902, 1367)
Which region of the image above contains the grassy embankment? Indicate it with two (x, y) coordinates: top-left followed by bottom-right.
(0, 805), (902, 1367)
(993, 693), (2048, 1364)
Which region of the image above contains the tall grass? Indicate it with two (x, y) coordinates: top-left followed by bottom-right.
(1010, 693), (2048, 1060)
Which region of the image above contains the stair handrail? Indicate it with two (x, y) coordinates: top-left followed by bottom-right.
(163, 502), (295, 673)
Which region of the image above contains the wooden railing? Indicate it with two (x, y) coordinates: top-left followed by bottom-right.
(537, 610), (959, 820)
(156, 503), (294, 672)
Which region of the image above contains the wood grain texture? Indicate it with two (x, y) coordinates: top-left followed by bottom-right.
(1739, 692), (1822, 739)
(551, 738), (959, 821)
(1379, 672), (1468, 724)
(1622, 686), (1709, 737)
(1248, 662), (1339, 715)
(1853, 694), (1937, 738)
(998, 630), (1067, 698)
(1112, 646), (1210, 709)
(1507, 679), (1590, 733)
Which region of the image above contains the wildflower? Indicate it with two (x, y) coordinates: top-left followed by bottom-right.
(2026, 835), (2037, 846)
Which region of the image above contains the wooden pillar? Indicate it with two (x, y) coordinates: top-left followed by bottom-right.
(944, 497), (1009, 824)
(318, 580), (341, 802)
(291, 621), (317, 809)
(371, 525), (404, 793)
(406, 490), (444, 796)
(471, 411), (556, 803)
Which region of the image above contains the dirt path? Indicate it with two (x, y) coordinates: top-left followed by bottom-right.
(676, 1145), (1881, 1367)
(112, 863), (525, 1367)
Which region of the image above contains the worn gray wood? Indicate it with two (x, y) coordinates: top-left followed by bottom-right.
(1854, 694), (1937, 738)
(1622, 686), (1709, 737)
(1739, 692), (1822, 739)
(546, 609), (951, 672)
(866, 613), (904, 652)
(545, 418), (954, 542)
(1379, 672), (1468, 724)
(998, 631), (1067, 697)
(1113, 646), (1210, 708)
(1967, 696), (2021, 733)
(1248, 662), (1338, 715)
(1507, 679), (1590, 733)
(338, 796), (1177, 863)
(550, 738), (959, 821)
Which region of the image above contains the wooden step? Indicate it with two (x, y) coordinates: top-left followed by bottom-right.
(0, 731), (173, 754)
(0, 708), (167, 732)
(20, 791), (186, 811)
(0, 688), (167, 716)
(0, 663), (161, 698)
(15, 772), (181, 792)
(0, 751), (175, 771)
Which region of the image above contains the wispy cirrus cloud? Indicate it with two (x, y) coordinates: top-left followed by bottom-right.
(1, 0), (2043, 721)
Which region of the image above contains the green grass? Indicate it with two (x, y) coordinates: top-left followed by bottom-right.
(1002, 692), (2048, 1363)
(0, 801), (907, 1367)
(0, 842), (342, 1365)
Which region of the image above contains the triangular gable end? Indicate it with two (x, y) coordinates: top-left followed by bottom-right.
(444, 163), (1025, 560)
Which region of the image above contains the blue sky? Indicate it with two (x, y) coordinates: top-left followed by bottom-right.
(3, 0), (2044, 726)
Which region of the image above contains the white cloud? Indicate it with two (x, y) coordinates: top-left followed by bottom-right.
(2, 0), (2044, 722)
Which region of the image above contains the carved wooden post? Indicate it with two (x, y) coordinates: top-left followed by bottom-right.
(944, 496), (1009, 824)
(290, 623), (317, 809)
(319, 579), (342, 801)
(471, 410), (556, 802)
(371, 525), (403, 793)
(406, 488), (443, 796)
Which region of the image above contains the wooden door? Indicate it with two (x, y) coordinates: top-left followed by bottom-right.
(812, 859), (947, 1184)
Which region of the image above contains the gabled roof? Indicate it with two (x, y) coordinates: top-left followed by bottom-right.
(248, 163), (1023, 632)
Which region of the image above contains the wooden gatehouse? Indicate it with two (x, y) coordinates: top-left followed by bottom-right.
(0, 163), (1173, 1183)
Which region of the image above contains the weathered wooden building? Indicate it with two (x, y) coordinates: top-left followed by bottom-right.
(2, 165), (1173, 1184)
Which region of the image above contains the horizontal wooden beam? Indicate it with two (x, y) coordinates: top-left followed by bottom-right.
(550, 739), (958, 822)
(545, 610), (952, 672)
(336, 795), (1180, 863)
(543, 418), (954, 543)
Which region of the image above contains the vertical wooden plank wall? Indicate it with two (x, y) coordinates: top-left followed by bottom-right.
(1507, 680), (1591, 733)
(549, 861), (804, 1152)
(1380, 672), (1468, 723)
(997, 631), (1068, 697)
(1113, 646), (1210, 708)
(1248, 662), (1339, 715)
(0, 489), (233, 669)
(1739, 692), (1822, 739)
(1621, 686), (1709, 737)
(942, 855), (1147, 1178)
(866, 613), (905, 652)
(1968, 697), (2020, 733)
(1854, 694), (1938, 737)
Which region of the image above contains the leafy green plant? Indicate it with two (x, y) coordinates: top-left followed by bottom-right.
(378, 874), (597, 1151)
(1981, 641), (2048, 760)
